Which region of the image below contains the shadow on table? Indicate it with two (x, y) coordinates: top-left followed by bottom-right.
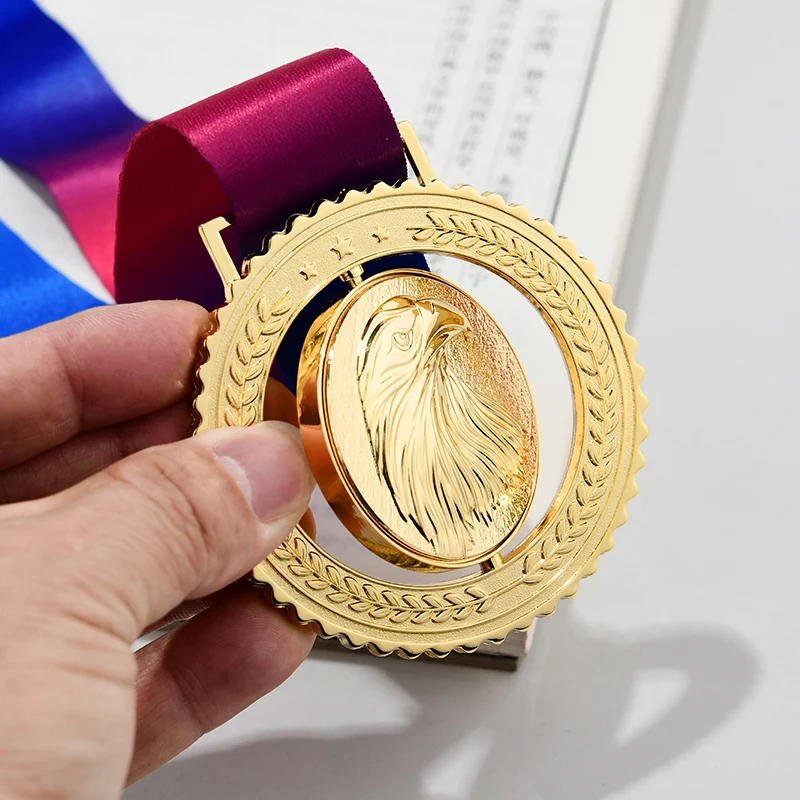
(130, 603), (758, 800)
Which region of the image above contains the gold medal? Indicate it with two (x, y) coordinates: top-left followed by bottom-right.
(194, 123), (646, 658)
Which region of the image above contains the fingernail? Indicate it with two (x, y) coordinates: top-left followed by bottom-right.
(213, 422), (313, 523)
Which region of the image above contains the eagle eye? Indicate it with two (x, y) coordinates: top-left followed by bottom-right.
(392, 330), (413, 350)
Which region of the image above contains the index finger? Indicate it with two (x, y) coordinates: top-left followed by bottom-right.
(0, 301), (210, 471)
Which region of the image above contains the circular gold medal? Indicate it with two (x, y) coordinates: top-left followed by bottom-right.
(194, 124), (646, 658)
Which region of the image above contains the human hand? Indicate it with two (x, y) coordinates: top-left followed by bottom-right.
(0, 302), (315, 797)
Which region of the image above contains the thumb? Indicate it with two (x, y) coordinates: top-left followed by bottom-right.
(30, 421), (314, 641)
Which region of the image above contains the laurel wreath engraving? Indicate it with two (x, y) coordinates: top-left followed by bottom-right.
(274, 535), (494, 623)
(408, 211), (618, 587)
(223, 288), (292, 427)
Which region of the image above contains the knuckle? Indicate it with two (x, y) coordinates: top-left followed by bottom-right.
(168, 657), (218, 738)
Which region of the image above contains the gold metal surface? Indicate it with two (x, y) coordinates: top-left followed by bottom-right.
(398, 121), (436, 186)
(297, 271), (537, 571)
(198, 216), (239, 301)
(194, 123), (646, 658)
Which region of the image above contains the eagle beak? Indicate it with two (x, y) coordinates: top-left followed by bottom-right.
(428, 302), (468, 351)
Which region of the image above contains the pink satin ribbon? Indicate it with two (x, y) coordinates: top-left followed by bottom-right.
(46, 127), (140, 287)
(0, 0), (145, 294)
(115, 49), (408, 310)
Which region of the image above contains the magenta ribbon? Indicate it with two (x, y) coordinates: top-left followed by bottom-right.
(115, 48), (413, 311)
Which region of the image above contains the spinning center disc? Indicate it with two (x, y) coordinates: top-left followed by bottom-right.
(297, 270), (538, 572)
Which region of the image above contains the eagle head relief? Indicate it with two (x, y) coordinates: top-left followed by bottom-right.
(356, 295), (526, 560)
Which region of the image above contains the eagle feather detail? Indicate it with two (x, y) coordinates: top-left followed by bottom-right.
(357, 296), (525, 559)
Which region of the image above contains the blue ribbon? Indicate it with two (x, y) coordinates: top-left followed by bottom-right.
(0, 0), (142, 169)
(0, 220), (102, 337)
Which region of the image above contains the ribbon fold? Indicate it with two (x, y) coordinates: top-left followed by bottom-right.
(115, 47), (419, 310)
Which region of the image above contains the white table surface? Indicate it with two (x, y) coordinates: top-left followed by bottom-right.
(42, 0), (795, 796)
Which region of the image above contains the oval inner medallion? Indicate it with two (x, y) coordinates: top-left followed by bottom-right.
(297, 269), (538, 571)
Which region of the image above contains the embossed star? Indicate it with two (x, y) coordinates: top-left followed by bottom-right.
(299, 262), (317, 280)
(330, 236), (354, 260)
(331, 236), (353, 261)
(371, 225), (390, 243)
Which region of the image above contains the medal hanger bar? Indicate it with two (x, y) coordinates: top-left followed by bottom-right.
(198, 122), (434, 301)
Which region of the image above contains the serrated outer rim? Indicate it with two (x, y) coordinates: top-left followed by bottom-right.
(194, 180), (647, 660)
